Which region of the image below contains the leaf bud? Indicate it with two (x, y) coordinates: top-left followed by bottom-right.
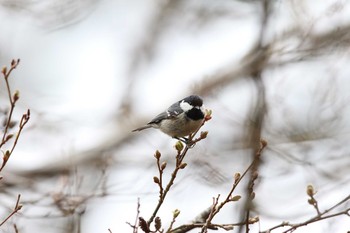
(153, 176), (160, 184)
(234, 173), (241, 184)
(160, 162), (167, 170)
(1, 66), (7, 75)
(154, 216), (161, 230)
(179, 163), (187, 169)
(200, 131), (208, 139)
(231, 195), (241, 201)
(306, 184), (314, 196)
(154, 150), (161, 159)
(13, 90), (20, 102)
(172, 209), (180, 218)
(3, 150), (10, 162)
(175, 141), (184, 152)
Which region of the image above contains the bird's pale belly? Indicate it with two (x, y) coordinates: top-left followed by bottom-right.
(159, 117), (203, 137)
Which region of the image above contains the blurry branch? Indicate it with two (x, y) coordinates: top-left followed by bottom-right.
(261, 186), (350, 233)
(1, 0), (99, 30)
(120, 0), (178, 116)
(194, 4), (350, 96)
(0, 194), (22, 227)
(238, 1), (270, 233)
(0, 59), (30, 173)
(126, 198), (141, 233)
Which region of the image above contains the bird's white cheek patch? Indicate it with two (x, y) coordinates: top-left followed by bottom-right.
(180, 101), (193, 111)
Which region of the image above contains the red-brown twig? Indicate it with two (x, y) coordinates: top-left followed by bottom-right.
(0, 194), (22, 227)
(260, 193), (350, 233)
(0, 59), (30, 173)
(200, 140), (266, 233)
(146, 111), (212, 228)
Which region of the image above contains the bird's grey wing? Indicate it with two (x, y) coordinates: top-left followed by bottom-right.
(166, 102), (184, 116)
(148, 111), (172, 124)
(148, 103), (183, 124)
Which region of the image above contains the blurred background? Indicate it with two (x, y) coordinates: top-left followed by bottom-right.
(0, 0), (350, 232)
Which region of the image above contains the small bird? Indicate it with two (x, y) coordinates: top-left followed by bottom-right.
(132, 95), (205, 143)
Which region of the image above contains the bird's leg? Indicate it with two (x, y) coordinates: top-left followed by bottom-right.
(174, 136), (188, 144)
(174, 136), (195, 147)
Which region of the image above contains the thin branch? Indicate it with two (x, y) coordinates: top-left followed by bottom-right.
(0, 59), (30, 173)
(0, 194), (22, 227)
(261, 193), (350, 233)
(146, 113), (211, 227)
(0, 59), (20, 147)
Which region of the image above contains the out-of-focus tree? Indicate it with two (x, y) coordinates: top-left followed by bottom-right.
(0, 0), (349, 232)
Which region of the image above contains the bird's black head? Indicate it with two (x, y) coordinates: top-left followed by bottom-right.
(181, 95), (204, 121)
(183, 95), (203, 107)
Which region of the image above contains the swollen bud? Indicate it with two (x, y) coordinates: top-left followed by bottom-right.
(138, 217), (149, 232)
(231, 195), (241, 201)
(248, 216), (259, 224)
(205, 109), (212, 121)
(200, 131), (208, 139)
(234, 173), (241, 184)
(308, 198), (316, 205)
(306, 184), (315, 196)
(179, 163), (187, 169)
(13, 90), (20, 102)
(154, 216), (162, 231)
(260, 139), (267, 148)
(3, 150), (10, 162)
(1, 66), (7, 75)
(5, 134), (14, 141)
(154, 150), (161, 159)
(175, 141), (184, 152)
(160, 162), (167, 170)
(173, 209), (180, 218)
(153, 176), (160, 184)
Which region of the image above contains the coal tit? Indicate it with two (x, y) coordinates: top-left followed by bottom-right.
(132, 95), (205, 143)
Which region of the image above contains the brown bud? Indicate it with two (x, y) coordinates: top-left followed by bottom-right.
(308, 198), (316, 205)
(248, 216), (259, 224)
(231, 195), (241, 201)
(260, 139), (267, 148)
(153, 176), (160, 184)
(179, 163), (187, 169)
(160, 162), (167, 170)
(154, 150), (161, 159)
(306, 184), (314, 196)
(13, 90), (20, 102)
(5, 134), (14, 141)
(154, 216), (161, 231)
(234, 173), (241, 184)
(1, 66), (7, 75)
(200, 131), (208, 139)
(11, 59), (19, 67)
(250, 192), (256, 200)
(138, 217), (149, 232)
(3, 150), (10, 162)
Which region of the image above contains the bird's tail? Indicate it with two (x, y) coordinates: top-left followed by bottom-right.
(132, 125), (152, 132)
